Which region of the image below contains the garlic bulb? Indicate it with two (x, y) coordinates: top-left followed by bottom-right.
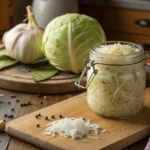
(3, 6), (44, 64)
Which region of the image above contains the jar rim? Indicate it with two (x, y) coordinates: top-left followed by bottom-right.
(91, 41), (143, 57)
(90, 41), (144, 65)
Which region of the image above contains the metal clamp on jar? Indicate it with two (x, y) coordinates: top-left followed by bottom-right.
(75, 60), (98, 89)
(75, 41), (146, 119)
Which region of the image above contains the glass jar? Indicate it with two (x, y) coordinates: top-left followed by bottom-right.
(75, 41), (146, 119)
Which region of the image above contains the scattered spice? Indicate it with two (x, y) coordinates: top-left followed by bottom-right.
(11, 108), (14, 111)
(4, 114), (7, 117)
(38, 113), (41, 117)
(44, 96), (47, 99)
(8, 101), (11, 104)
(36, 124), (40, 128)
(82, 118), (86, 121)
(20, 103), (31, 107)
(28, 101), (31, 105)
(38, 94), (43, 98)
(8, 115), (14, 118)
(51, 115), (55, 119)
(16, 99), (20, 103)
(40, 102), (43, 105)
(35, 113), (41, 119)
(45, 116), (49, 120)
(35, 115), (39, 119)
(59, 115), (63, 118)
(63, 95), (67, 99)
(0, 94), (4, 97)
(10, 95), (16, 98)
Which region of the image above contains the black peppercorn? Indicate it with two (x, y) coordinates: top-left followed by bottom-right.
(16, 99), (20, 102)
(38, 113), (41, 117)
(24, 104), (27, 106)
(45, 116), (49, 120)
(36, 124), (40, 128)
(59, 115), (63, 118)
(28, 102), (31, 105)
(51, 115), (55, 119)
(8, 115), (13, 118)
(35, 115), (39, 119)
(38, 94), (43, 97)
(82, 118), (86, 121)
(10, 95), (16, 98)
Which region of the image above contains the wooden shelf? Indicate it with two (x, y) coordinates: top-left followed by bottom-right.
(79, 4), (150, 44)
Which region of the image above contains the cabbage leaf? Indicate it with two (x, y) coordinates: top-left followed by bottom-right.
(32, 69), (58, 82)
(0, 49), (9, 59)
(0, 58), (18, 70)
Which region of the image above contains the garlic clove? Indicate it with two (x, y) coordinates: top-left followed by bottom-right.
(3, 6), (44, 64)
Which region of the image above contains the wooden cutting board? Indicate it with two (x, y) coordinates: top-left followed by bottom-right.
(0, 44), (85, 94)
(0, 63), (86, 94)
(5, 88), (150, 150)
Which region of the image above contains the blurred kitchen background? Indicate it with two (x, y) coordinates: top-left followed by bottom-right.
(0, 0), (150, 50)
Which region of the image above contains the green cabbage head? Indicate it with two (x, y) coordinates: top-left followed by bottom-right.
(41, 13), (106, 74)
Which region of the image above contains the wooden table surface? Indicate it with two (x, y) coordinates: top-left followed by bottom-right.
(0, 42), (149, 149)
(0, 88), (149, 150)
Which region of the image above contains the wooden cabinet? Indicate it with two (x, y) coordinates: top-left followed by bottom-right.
(79, 4), (150, 45)
(0, 0), (13, 36)
(106, 32), (150, 44)
(103, 8), (150, 36)
(79, 5), (103, 23)
(0, 0), (9, 31)
(102, 7), (150, 44)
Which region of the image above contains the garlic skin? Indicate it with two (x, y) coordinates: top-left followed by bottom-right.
(3, 6), (44, 64)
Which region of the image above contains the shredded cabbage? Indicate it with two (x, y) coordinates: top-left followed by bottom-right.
(44, 118), (99, 139)
(95, 43), (140, 55)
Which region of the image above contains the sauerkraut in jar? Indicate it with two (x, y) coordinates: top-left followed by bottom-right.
(75, 42), (146, 119)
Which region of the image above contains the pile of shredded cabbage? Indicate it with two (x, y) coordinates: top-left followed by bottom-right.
(44, 118), (99, 139)
(96, 43), (140, 55)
